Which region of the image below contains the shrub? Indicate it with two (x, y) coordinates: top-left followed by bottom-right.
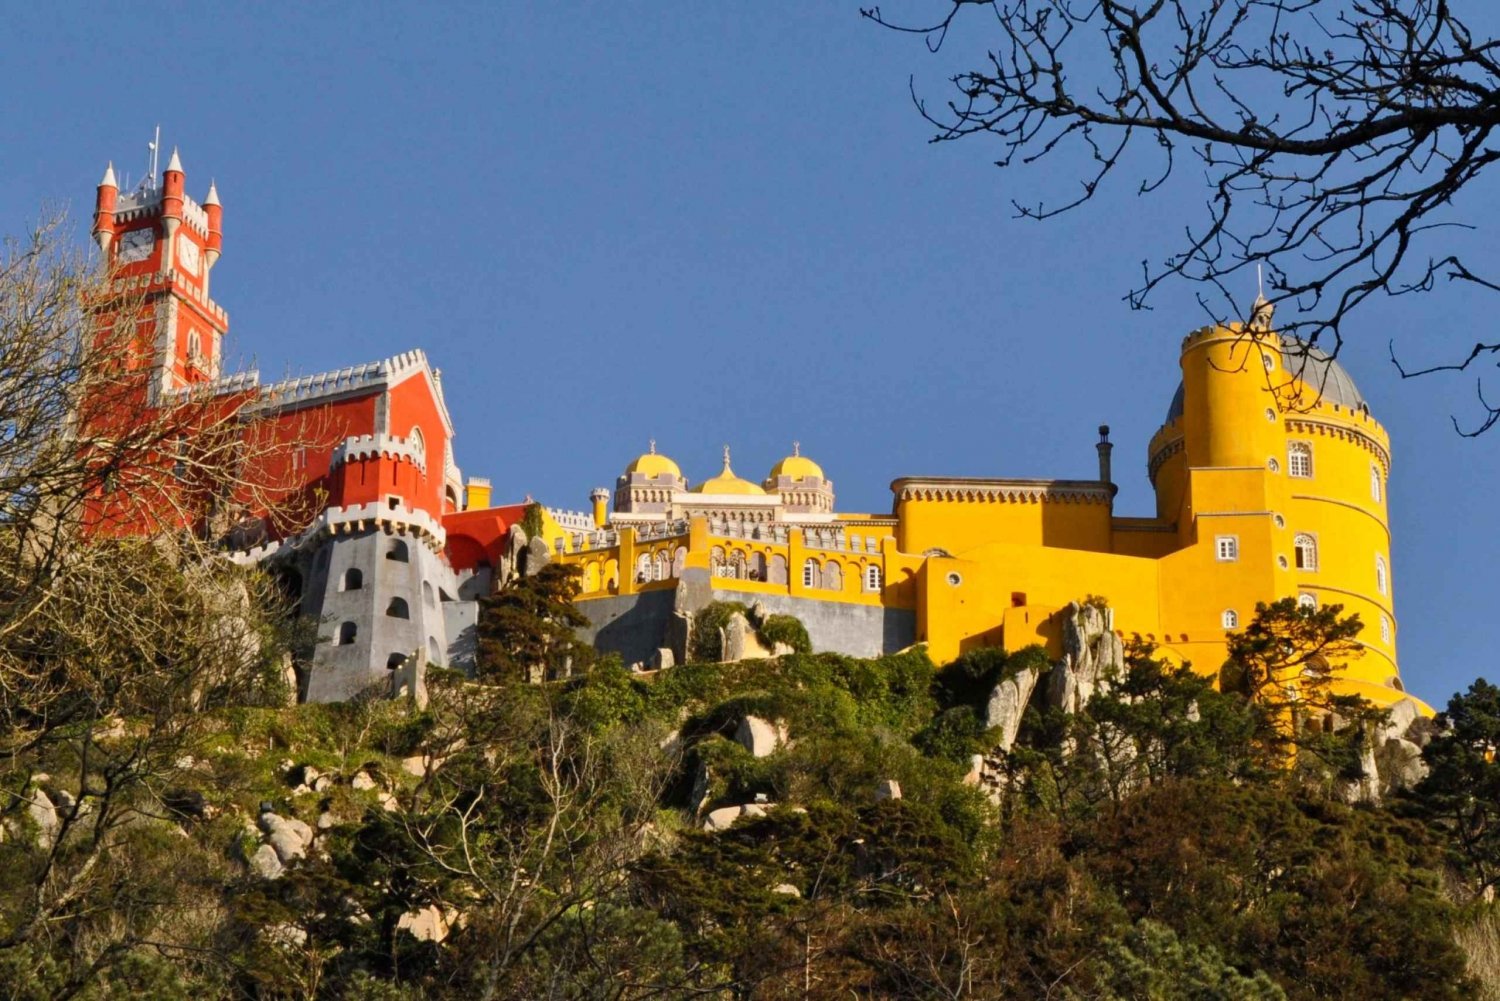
(757, 614), (810, 654)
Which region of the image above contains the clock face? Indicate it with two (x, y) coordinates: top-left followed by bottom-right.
(116, 227), (155, 265)
(176, 236), (201, 275)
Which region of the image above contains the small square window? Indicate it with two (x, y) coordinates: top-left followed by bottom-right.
(1215, 535), (1239, 562)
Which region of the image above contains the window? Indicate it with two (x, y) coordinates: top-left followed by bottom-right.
(387, 495), (401, 510)
(1297, 592), (1317, 609)
(1273, 513), (1285, 529)
(187, 331), (200, 359)
(1265, 408), (1277, 422)
(1267, 457), (1280, 473)
(387, 653), (407, 670)
(428, 637), (441, 664)
(637, 553), (652, 582)
(1262, 352), (1274, 371)
(824, 561), (843, 591)
(1215, 535), (1239, 562)
(1376, 554), (1388, 595)
(802, 559), (818, 588)
(1278, 555), (1289, 569)
(1222, 609), (1238, 629)
(337, 622), (357, 646)
(1371, 465), (1382, 502)
(341, 567), (363, 592)
(865, 565), (883, 591)
(946, 571), (963, 587)
(386, 597), (410, 619)
(409, 425), (425, 459)
(1380, 614), (1392, 644)
(1293, 533), (1317, 571)
(387, 539), (409, 563)
(423, 580), (435, 606)
(1287, 441), (1313, 478)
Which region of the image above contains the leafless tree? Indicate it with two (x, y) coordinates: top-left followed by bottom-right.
(867, 0), (1500, 429)
(0, 213), (314, 995)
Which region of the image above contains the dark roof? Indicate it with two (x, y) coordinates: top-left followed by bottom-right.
(1166, 338), (1367, 423)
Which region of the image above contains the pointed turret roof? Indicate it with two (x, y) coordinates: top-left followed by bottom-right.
(100, 162), (117, 188)
(165, 147), (183, 173)
(204, 180), (220, 206)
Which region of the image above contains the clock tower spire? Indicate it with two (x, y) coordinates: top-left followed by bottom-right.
(92, 140), (228, 395)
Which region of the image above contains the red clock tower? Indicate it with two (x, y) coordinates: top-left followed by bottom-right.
(91, 147), (227, 395)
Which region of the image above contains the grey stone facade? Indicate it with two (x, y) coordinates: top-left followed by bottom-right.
(282, 529), (485, 702)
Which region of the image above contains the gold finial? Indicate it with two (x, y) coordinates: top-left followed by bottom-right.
(792, 440), (800, 457)
(648, 438), (656, 454)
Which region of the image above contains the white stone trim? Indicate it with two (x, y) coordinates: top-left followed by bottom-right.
(330, 433), (427, 473)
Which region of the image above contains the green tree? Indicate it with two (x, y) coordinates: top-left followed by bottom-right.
(1412, 679), (1500, 897)
(475, 562), (592, 682)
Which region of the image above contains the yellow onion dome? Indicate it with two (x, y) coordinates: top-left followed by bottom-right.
(767, 442), (824, 482)
(694, 447), (767, 495)
(625, 440), (682, 480)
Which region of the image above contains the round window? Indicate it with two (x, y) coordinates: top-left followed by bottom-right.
(1267, 457), (1280, 473)
(1265, 408), (1277, 422)
(1273, 513), (1286, 529)
(1277, 555), (1289, 570)
(946, 572), (962, 587)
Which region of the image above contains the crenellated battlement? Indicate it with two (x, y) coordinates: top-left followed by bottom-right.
(330, 433), (427, 473)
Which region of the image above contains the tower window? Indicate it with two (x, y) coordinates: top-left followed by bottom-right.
(336, 622), (357, 646)
(1287, 441), (1313, 478)
(1293, 533), (1318, 571)
(341, 567), (363, 592)
(1215, 535), (1239, 562)
(1221, 609), (1238, 629)
(187, 331), (200, 360)
(802, 559), (818, 589)
(1297, 592), (1317, 609)
(1262, 352), (1275, 372)
(386, 597), (410, 619)
(865, 564), (883, 592)
(1371, 465), (1382, 502)
(387, 539), (409, 563)
(1376, 554), (1389, 596)
(1381, 614), (1392, 644)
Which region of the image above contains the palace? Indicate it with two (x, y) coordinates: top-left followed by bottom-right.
(81, 146), (1417, 710)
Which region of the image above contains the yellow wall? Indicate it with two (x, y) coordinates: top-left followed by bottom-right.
(552, 322), (1417, 711)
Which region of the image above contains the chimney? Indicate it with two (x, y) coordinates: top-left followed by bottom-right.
(1096, 425), (1117, 497)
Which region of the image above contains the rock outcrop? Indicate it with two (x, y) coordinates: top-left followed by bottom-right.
(735, 716), (788, 758)
(1046, 602), (1124, 714)
(984, 665), (1043, 752)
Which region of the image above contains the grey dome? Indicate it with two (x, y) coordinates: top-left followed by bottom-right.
(1166, 338), (1367, 423)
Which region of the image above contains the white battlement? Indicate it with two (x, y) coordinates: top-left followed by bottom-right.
(547, 507), (595, 532)
(330, 433), (427, 473)
(225, 498), (448, 565)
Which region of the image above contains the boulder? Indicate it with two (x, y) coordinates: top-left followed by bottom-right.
(1377, 737), (1429, 792)
(295, 765), (322, 788)
(772, 883), (801, 897)
(316, 812), (338, 831)
(1047, 602), (1124, 714)
(735, 716), (786, 757)
(312, 775), (333, 793)
(249, 843), (284, 879)
(380, 792), (401, 813)
(259, 812), (314, 862)
(650, 647), (676, 671)
(874, 779), (902, 802)
(1380, 698), (1422, 745)
(984, 664), (1043, 751)
(722, 612), (776, 663)
(25, 789), (58, 849)
(397, 904), (450, 944)
(350, 771), (377, 791)
(702, 803), (774, 832)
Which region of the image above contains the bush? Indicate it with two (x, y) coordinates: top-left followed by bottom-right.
(688, 601), (749, 663)
(757, 614), (810, 654)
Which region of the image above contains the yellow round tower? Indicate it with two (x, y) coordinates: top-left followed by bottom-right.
(1151, 303), (1410, 709)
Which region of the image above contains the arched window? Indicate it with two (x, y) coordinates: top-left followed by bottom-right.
(1297, 592), (1317, 609)
(1371, 465), (1382, 502)
(865, 564), (882, 592)
(409, 425), (425, 460)
(387, 539), (409, 563)
(341, 567), (363, 592)
(654, 551), (669, 581)
(187, 331), (200, 359)
(823, 561), (843, 591)
(802, 559), (818, 588)
(1376, 554), (1388, 595)
(583, 562), (601, 593)
(636, 553), (652, 583)
(1380, 614), (1392, 644)
(768, 553), (787, 585)
(1221, 609), (1238, 629)
(1293, 533), (1317, 571)
(337, 622), (357, 646)
(387, 653), (407, 670)
(710, 546), (726, 578)
(1287, 441), (1313, 478)
(386, 597), (410, 619)
(730, 551), (747, 580)
(428, 636), (441, 664)
(751, 552), (767, 582)
(672, 546), (687, 578)
(423, 580), (435, 606)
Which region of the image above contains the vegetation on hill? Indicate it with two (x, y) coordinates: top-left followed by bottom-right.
(1, 560), (1497, 999)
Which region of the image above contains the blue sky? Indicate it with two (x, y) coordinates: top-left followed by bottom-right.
(4, 4), (1496, 709)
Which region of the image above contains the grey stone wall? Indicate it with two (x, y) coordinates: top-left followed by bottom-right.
(573, 581), (915, 665)
(291, 529), (474, 702)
